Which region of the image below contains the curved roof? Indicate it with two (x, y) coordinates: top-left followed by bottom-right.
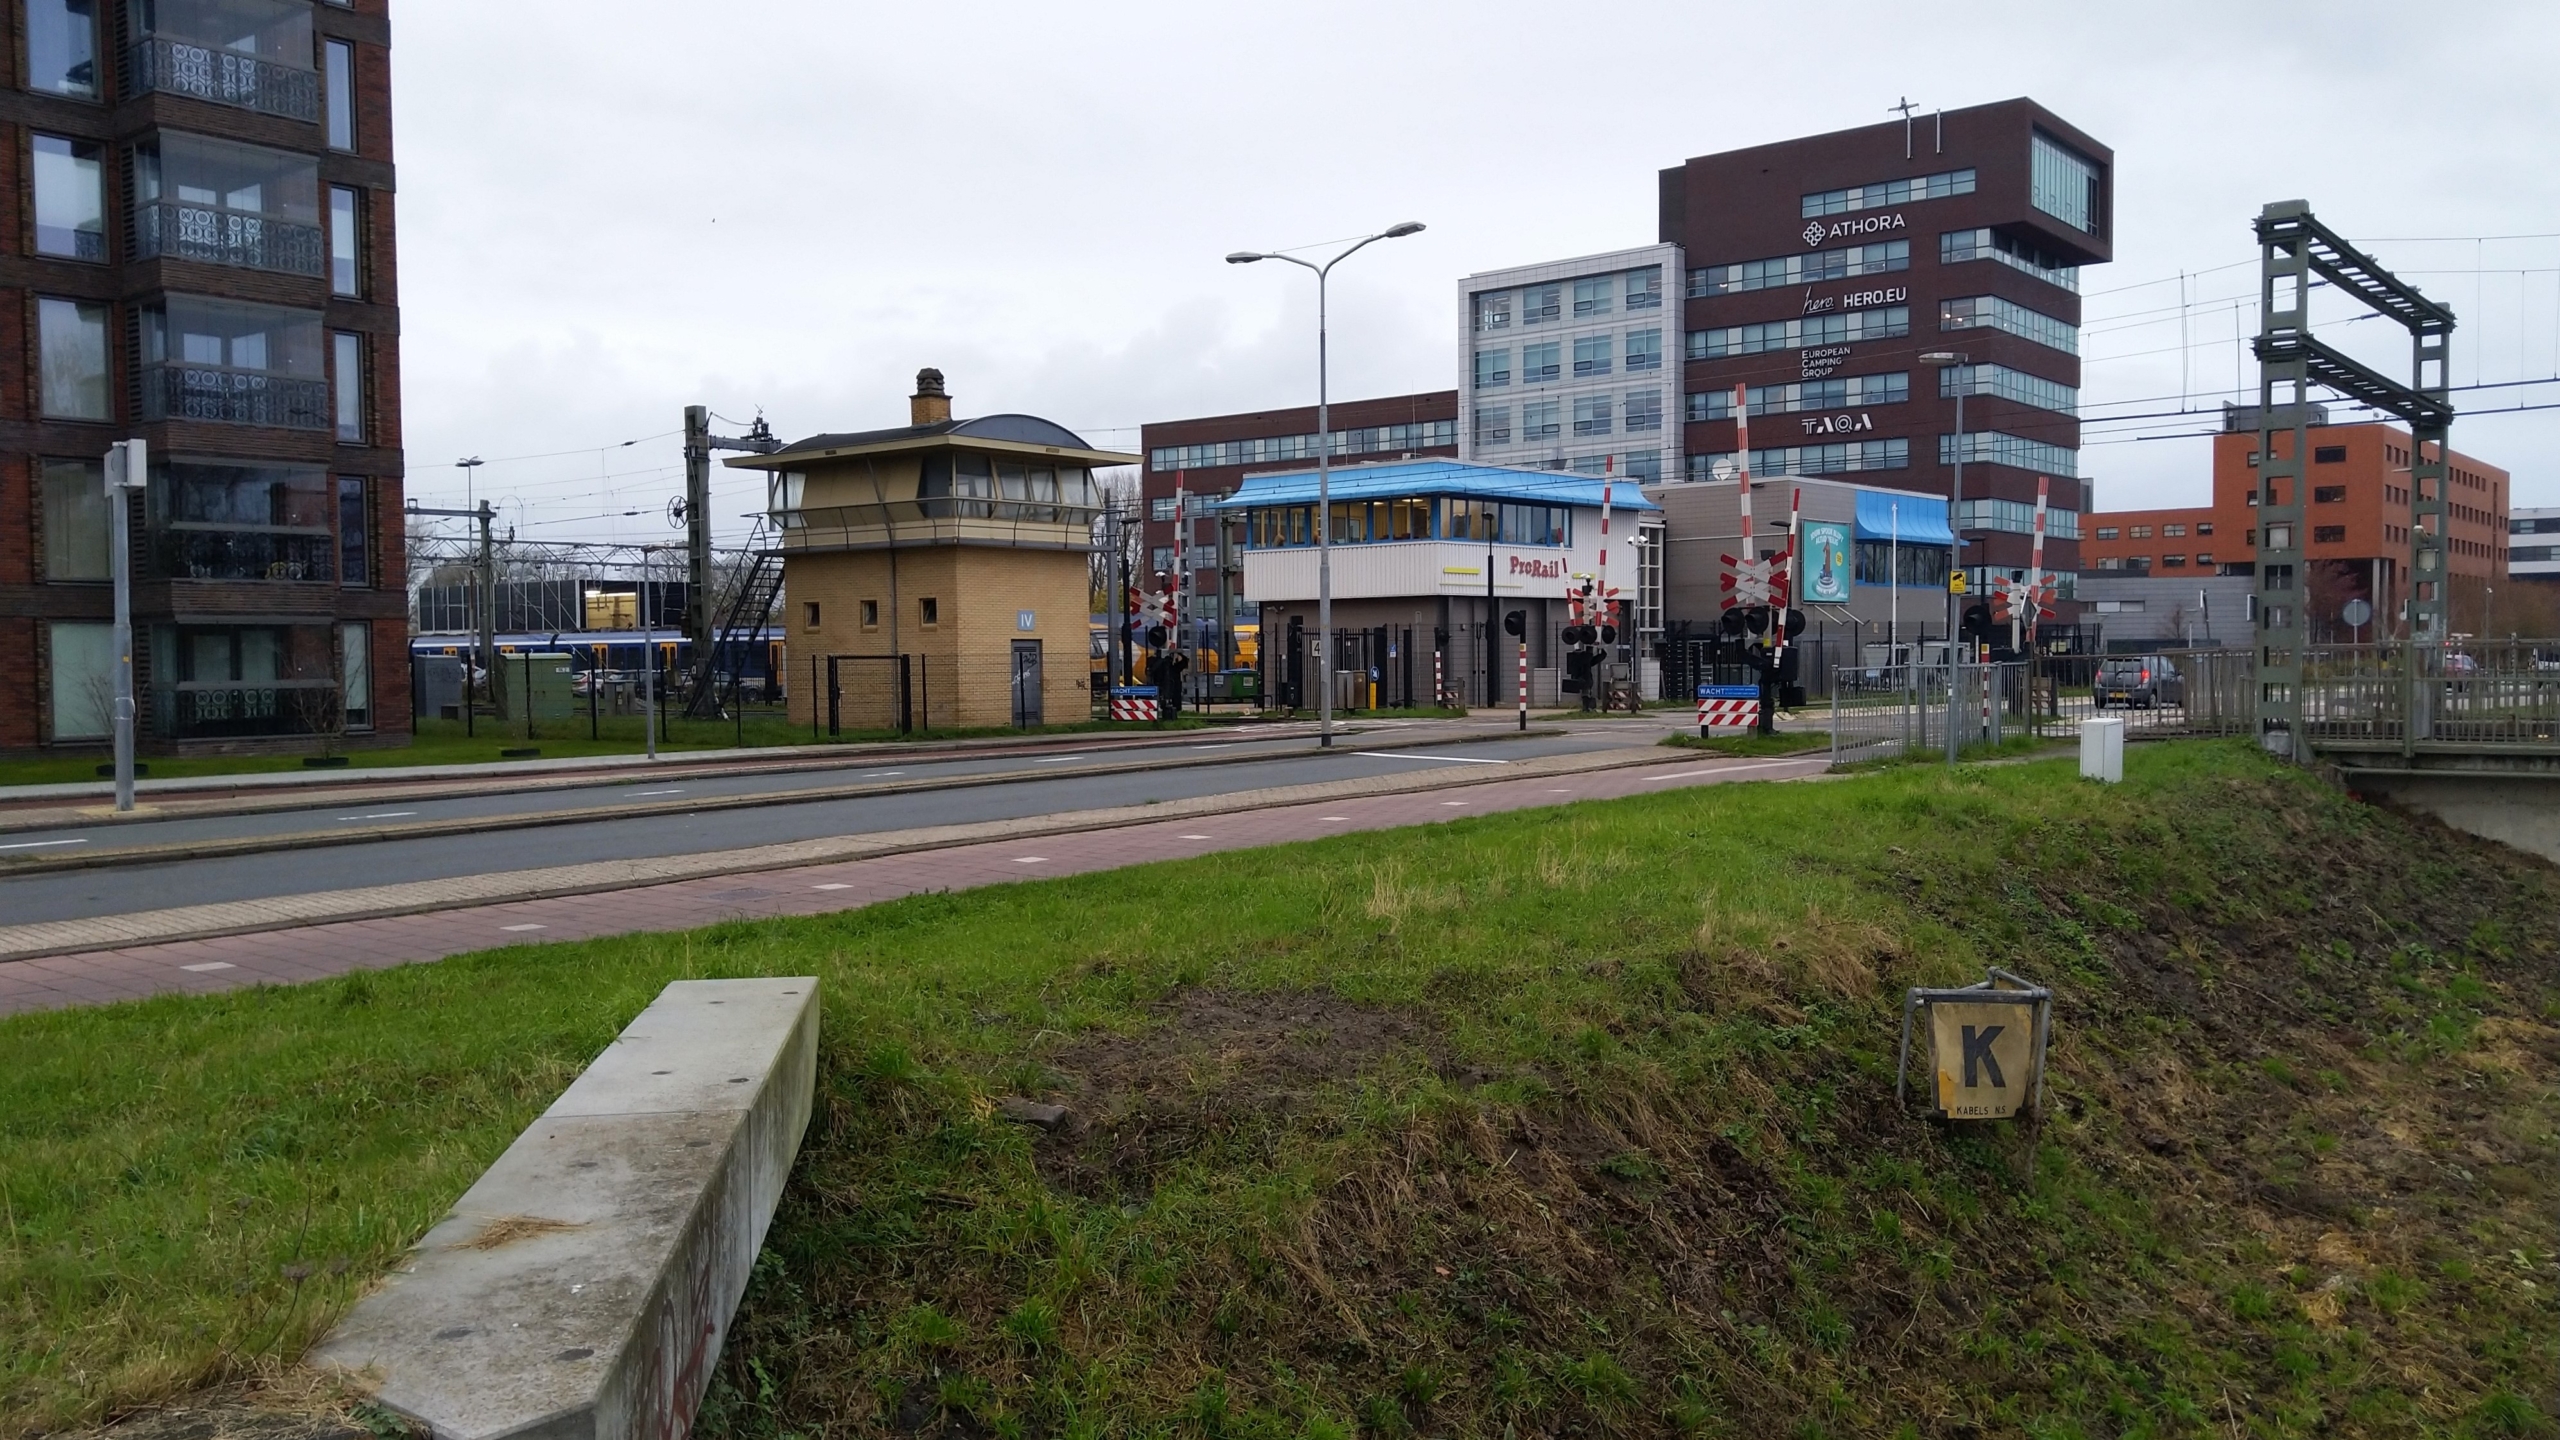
(950, 413), (1096, 449)
(1214, 458), (1660, 512)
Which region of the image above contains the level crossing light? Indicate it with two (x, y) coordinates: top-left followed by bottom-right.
(1225, 221), (1426, 746)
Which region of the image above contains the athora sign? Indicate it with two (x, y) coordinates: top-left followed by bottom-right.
(1802, 212), (1906, 247)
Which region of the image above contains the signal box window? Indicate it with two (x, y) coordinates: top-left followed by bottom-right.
(919, 597), (940, 627)
(802, 602), (821, 630)
(859, 599), (878, 630)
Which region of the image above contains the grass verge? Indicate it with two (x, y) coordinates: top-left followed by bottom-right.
(1656, 731), (1834, 758)
(2, 741), (2554, 1437)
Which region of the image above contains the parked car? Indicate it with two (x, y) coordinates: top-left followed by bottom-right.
(2095, 655), (2185, 709)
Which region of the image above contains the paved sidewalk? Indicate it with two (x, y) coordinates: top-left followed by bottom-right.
(0, 753), (1824, 1016)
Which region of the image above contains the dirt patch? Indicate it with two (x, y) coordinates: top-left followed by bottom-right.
(1033, 989), (1438, 1200)
(454, 1216), (583, 1251)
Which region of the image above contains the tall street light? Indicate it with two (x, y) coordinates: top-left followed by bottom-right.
(1918, 352), (1969, 659)
(1227, 221), (1426, 747)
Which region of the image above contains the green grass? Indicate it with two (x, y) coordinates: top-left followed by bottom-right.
(3, 741), (2554, 1437)
(0, 713), (1224, 789)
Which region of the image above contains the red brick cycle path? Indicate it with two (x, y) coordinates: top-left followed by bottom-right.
(0, 754), (1823, 1016)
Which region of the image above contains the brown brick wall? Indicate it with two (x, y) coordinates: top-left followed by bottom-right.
(782, 546), (1091, 731)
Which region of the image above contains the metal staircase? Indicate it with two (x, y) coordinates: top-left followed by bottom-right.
(684, 521), (785, 718)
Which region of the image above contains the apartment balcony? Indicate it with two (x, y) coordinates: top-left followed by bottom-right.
(153, 527), (336, 582)
(135, 202), (325, 279)
(155, 680), (340, 740)
(141, 363), (330, 432)
(129, 37), (320, 123)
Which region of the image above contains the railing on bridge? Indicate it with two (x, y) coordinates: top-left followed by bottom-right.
(2299, 641), (2560, 748)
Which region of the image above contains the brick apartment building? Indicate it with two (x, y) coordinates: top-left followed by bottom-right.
(2, 0), (405, 755)
(2081, 414), (2511, 635)
(1136, 390), (1455, 655)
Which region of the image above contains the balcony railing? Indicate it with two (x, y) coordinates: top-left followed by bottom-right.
(129, 38), (320, 122)
(141, 363), (331, 431)
(155, 680), (341, 740)
(135, 201), (325, 278)
(153, 527), (336, 582)
(773, 498), (1104, 554)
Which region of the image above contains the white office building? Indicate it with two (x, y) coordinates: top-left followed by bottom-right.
(2513, 506), (2560, 584)
(1457, 244), (1682, 483)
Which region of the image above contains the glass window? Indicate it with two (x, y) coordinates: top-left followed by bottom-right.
(1690, 240), (1907, 297)
(1521, 284), (1560, 324)
(2163, 523), (2186, 537)
(1802, 168), (1974, 218)
(325, 39), (356, 150)
(1572, 334), (1611, 377)
(26, 0), (98, 97)
(1939, 228), (2079, 292)
(329, 186), (361, 294)
(2095, 526), (2118, 540)
(38, 297), (111, 420)
(1624, 329), (1661, 371)
(337, 476), (368, 586)
(48, 621), (115, 740)
(133, 132), (324, 275)
(1521, 400), (1560, 441)
(43, 458), (111, 580)
(1939, 295), (2077, 354)
(33, 135), (105, 261)
(1688, 306), (1911, 360)
(1937, 362), (2077, 415)
(1473, 405), (1510, 445)
(1940, 431), (2080, 478)
(1521, 342), (1559, 384)
(1572, 395), (1612, 437)
(1572, 276), (1612, 316)
(2030, 133), (2102, 235)
(1623, 390), (1661, 433)
(333, 331), (365, 441)
(140, 296), (327, 428)
(340, 621), (370, 728)
(1623, 267), (1661, 309)
(1148, 496), (1176, 521)
(1474, 291), (1512, 331)
(1473, 347), (1510, 388)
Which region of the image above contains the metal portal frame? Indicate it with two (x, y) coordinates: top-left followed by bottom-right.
(2252, 201), (2455, 758)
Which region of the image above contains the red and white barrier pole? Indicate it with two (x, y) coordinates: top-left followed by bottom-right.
(1517, 633), (1529, 730)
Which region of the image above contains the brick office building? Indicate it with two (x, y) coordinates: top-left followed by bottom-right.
(1, 0), (405, 756)
(2082, 412), (2511, 636)
(1662, 98), (2108, 613)
(1137, 391), (1455, 664)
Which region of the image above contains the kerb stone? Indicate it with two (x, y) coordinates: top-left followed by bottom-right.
(310, 978), (821, 1440)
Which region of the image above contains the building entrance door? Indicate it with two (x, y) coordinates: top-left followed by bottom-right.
(1010, 640), (1043, 728)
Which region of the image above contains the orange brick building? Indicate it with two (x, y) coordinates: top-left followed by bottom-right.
(2082, 420), (2510, 636)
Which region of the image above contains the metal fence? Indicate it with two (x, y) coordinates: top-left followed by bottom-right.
(2299, 641), (2560, 747)
(1827, 648), (2258, 764)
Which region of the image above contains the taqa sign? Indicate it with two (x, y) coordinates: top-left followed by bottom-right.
(1507, 554), (1564, 579)
(1803, 212), (1906, 247)
(1801, 412), (1877, 436)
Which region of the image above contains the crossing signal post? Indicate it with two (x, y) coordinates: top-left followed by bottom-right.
(1503, 609), (1527, 729)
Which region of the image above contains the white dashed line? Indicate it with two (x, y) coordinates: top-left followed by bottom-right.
(336, 812), (418, 821)
(1032, 757), (1088, 764)
(1179, 834), (1214, 840)
(1013, 857), (1049, 864)
(633, 789), (685, 797)
(859, 771), (905, 778)
(499, 923), (546, 933)
(1351, 751), (1508, 764)
(180, 962), (235, 973)
(1320, 817), (1349, 822)
(811, 883), (855, 891)
(0, 838), (87, 850)
(1441, 800), (1469, 807)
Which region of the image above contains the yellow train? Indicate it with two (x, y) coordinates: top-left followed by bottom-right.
(1090, 622), (1258, 688)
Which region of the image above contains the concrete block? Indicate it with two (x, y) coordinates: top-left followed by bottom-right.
(311, 978), (820, 1440)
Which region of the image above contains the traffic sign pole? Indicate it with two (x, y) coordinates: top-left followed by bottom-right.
(1517, 634), (1528, 730)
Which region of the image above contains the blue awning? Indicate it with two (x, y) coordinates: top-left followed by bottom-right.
(1855, 489), (1954, 545)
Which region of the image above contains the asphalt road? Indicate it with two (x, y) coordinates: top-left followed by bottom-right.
(0, 729), (1651, 925)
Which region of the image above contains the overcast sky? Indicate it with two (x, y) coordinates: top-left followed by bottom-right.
(390, 0), (2559, 550)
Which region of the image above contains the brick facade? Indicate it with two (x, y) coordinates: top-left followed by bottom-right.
(0, 0), (407, 754)
(782, 546), (1091, 731)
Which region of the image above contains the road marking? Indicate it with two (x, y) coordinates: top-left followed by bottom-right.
(1352, 751), (1507, 765)
(1013, 857), (1049, 864)
(337, 811), (418, 821)
(1548, 788), (1575, 793)
(633, 789), (685, 797)
(1441, 800), (1469, 807)
(1032, 757), (1088, 764)
(1641, 758), (1825, 782)
(1320, 816), (1349, 822)
(1179, 834), (1214, 840)
(858, 771), (905, 778)
(1187, 744), (1240, 750)
(811, 883), (855, 891)
(499, 923), (546, 933)
(0, 838), (87, 850)
(180, 961), (235, 973)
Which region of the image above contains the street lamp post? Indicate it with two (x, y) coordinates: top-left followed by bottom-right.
(1920, 351), (1968, 766)
(1227, 222), (1426, 747)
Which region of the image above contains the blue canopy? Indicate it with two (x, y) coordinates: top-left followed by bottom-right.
(1215, 458), (1659, 512)
(1855, 489), (1954, 545)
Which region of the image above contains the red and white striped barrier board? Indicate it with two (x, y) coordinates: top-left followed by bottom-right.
(1696, 684), (1760, 732)
(1109, 687), (1160, 721)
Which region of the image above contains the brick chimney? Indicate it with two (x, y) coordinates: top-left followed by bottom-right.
(910, 367), (951, 426)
